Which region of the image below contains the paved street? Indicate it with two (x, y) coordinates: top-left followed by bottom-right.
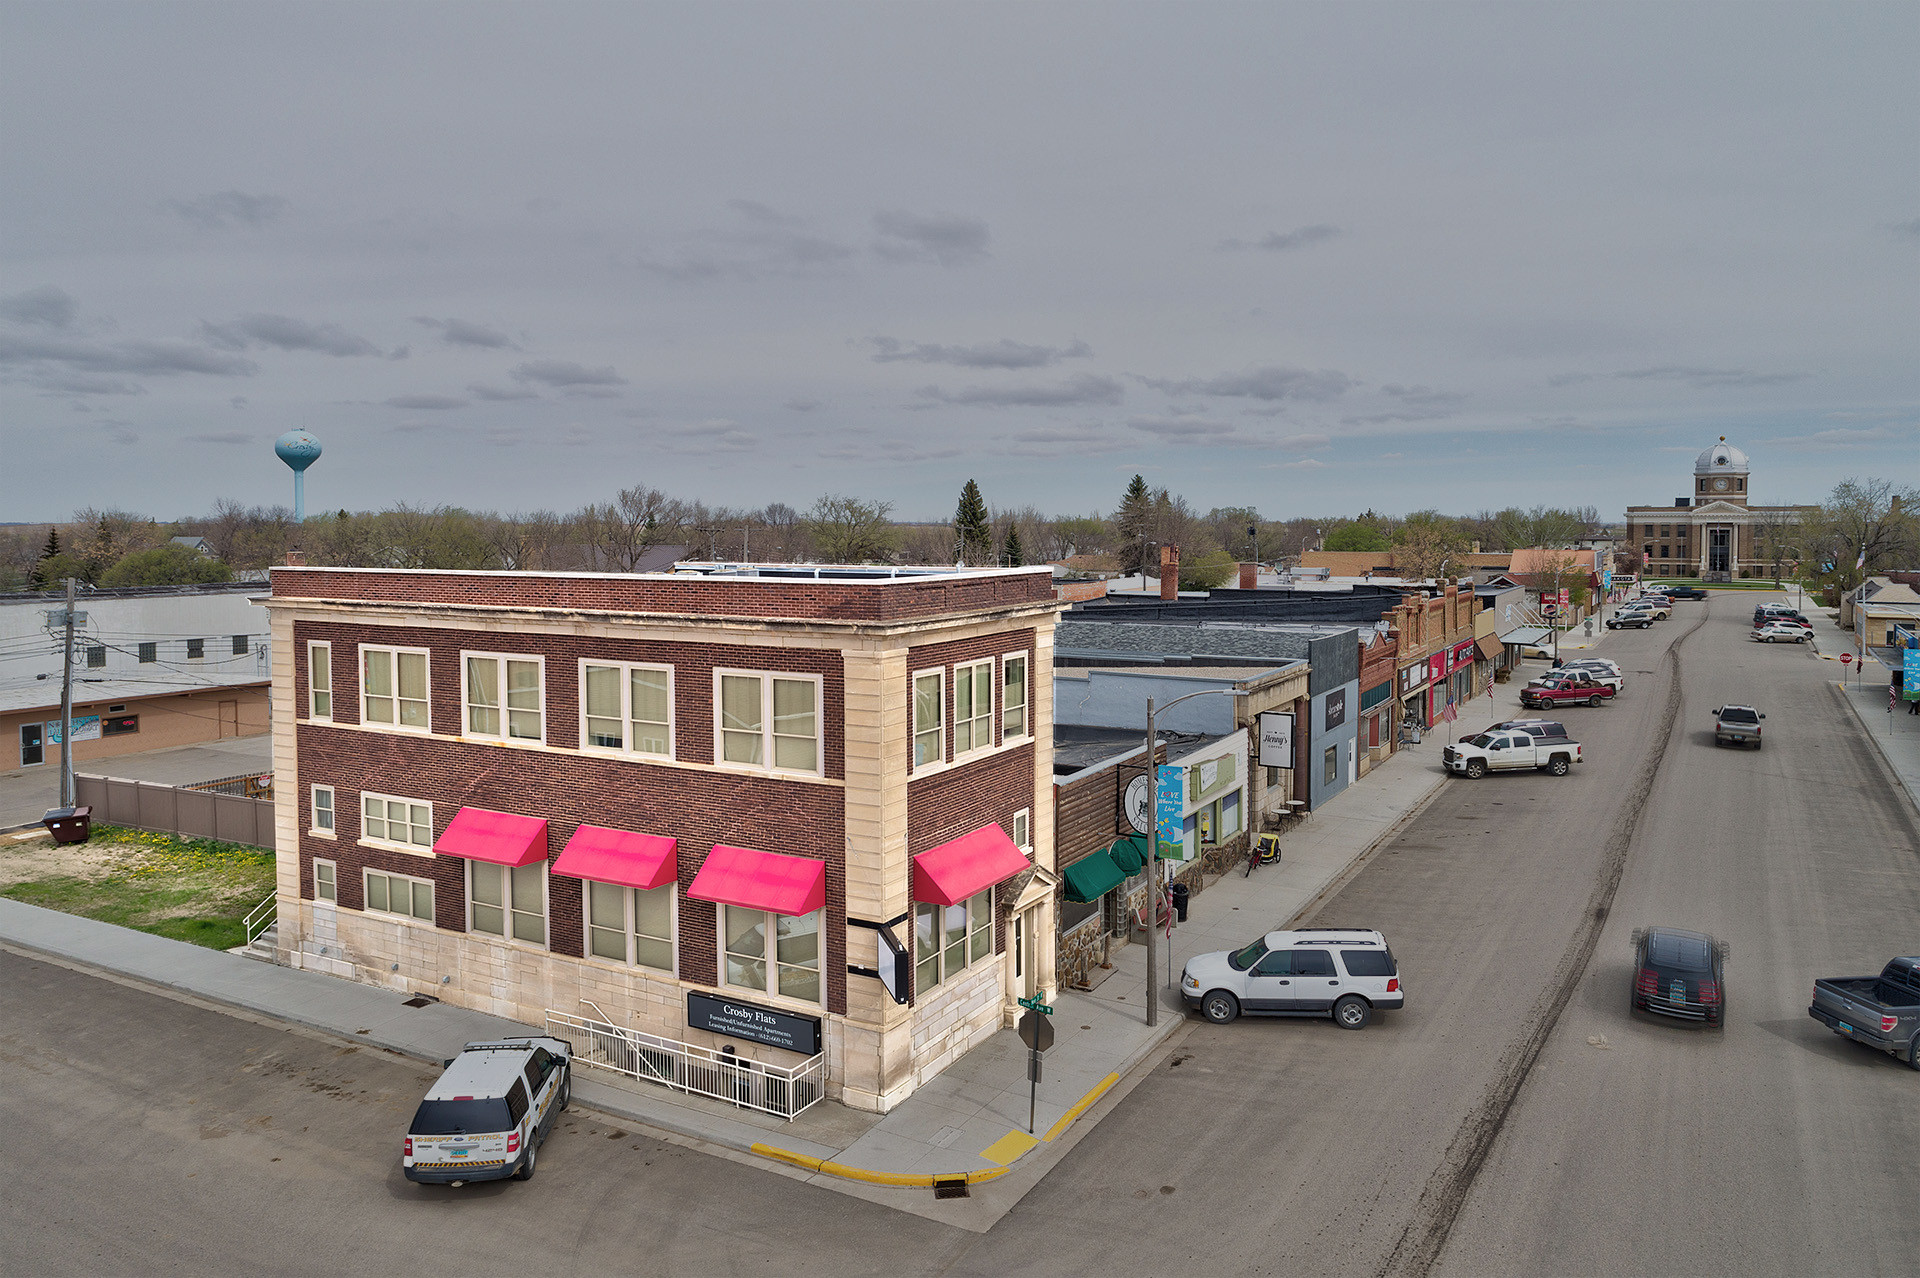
(2, 592), (1914, 1277)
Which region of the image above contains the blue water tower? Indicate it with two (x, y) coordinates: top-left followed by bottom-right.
(274, 430), (322, 523)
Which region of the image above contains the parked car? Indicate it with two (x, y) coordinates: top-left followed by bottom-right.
(1807, 957), (1920, 1069)
(1607, 612), (1653, 630)
(1182, 928), (1403, 1029)
(1631, 926), (1727, 1028)
(1519, 642), (1555, 660)
(404, 1038), (572, 1185)
(1751, 622), (1810, 644)
(1444, 730), (1583, 778)
(1624, 600), (1672, 620)
(1713, 704), (1765, 747)
(1521, 673), (1617, 709)
(1458, 718), (1569, 744)
(1534, 665), (1623, 693)
(1753, 606), (1808, 626)
(1559, 658), (1622, 678)
(1664, 586), (1708, 600)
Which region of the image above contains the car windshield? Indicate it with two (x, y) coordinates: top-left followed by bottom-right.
(1647, 932), (1711, 971)
(1720, 708), (1758, 723)
(1229, 938), (1268, 971)
(409, 1097), (513, 1135)
(1469, 734), (1495, 747)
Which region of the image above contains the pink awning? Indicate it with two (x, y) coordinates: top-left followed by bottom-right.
(431, 807), (548, 867)
(552, 825), (677, 892)
(913, 823), (1030, 906)
(687, 844), (827, 916)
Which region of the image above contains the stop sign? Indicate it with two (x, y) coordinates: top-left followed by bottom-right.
(1841, 652), (1853, 665)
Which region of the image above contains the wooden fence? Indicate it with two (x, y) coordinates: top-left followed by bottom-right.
(74, 774), (274, 849)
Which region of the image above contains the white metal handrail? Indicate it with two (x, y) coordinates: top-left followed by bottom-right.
(545, 1004), (825, 1121)
(243, 893), (277, 946)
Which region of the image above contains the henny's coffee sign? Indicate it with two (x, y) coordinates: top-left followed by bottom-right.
(687, 992), (823, 1056)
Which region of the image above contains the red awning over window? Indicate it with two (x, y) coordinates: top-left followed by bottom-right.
(431, 807), (548, 867)
(552, 825), (677, 892)
(687, 844), (827, 916)
(912, 823), (1030, 906)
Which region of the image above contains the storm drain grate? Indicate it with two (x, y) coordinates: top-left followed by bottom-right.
(932, 1178), (970, 1200)
(402, 995), (437, 1008)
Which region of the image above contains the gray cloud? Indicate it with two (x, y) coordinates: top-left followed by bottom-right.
(414, 316), (517, 348)
(1382, 383), (1469, 407)
(818, 436), (968, 463)
(167, 190), (290, 229)
(0, 332), (257, 377)
(1889, 218), (1920, 241)
(1613, 366), (1807, 388)
(999, 423), (1133, 458)
(870, 336), (1091, 369)
(728, 199), (803, 227)
(1142, 365), (1353, 402)
(1128, 415), (1236, 440)
(0, 286), (79, 328)
(562, 386), (624, 399)
(35, 373), (145, 396)
(202, 314), (382, 357)
(654, 418), (760, 456)
(873, 210), (990, 267)
(784, 398), (823, 412)
(385, 394), (468, 410)
(469, 382), (539, 401)
(99, 420), (138, 447)
(1768, 425), (1903, 450)
(184, 430), (252, 445)
(1217, 224), (1342, 253)
(630, 202), (856, 281)
(511, 359), (626, 387)
(918, 373), (1123, 408)
(1547, 372), (1594, 387)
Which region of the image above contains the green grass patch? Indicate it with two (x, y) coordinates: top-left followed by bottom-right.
(0, 825), (273, 950)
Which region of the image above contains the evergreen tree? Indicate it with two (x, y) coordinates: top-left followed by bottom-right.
(953, 479), (993, 565)
(1116, 474), (1151, 575)
(1001, 523), (1025, 568)
(28, 528), (60, 590)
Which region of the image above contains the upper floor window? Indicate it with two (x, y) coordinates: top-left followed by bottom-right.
(954, 659), (994, 755)
(362, 645), (430, 730)
(1010, 807), (1031, 852)
(308, 642), (332, 720)
(722, 904), (821, 1005)
(1002, 654), (1028, 741)
(361, 792), (432, 851)
(138, 642), (156, 664)
(232, 635), (248, 656)
(582, 662), (673, 758)
(912, 671), (943, 767)
(86, 645), (106, 668)
(311, 785), (335, 834)
(716, 671), (821, 774)
(463, 653), (543, 742)
(187, 638), (205, 660)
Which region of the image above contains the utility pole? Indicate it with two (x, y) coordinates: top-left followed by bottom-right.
(1142, 697), (1158, 1028)
(58, 577), (77, 809)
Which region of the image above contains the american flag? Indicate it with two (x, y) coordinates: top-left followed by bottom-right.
(1440, 699), (1459, 723)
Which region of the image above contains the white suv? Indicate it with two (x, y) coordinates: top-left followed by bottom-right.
(404, 1037), (572, 1185)
(1182, 928), (1403, 1029)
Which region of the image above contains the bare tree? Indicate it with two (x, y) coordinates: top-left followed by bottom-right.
(584, 485), (692, 572)
(1799, 477), (1919, 593)
(807, 495), (896, 563)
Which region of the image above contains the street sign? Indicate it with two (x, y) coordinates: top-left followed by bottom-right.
(1557, 588), (1570, 605)
(1541, 603), (1561, 618)
(1840, 653), (1853, 665)
(1017, 1009), (1054, 1053)
(1016, 993), (1053, 1015)
(1155, 764), (1185, 861)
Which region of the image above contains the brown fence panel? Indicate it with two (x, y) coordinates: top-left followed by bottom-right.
(176, 789), (217, 840)
(136, 782), (177, 834)
(72, 774), (272, 849)
(212, 793), (262, 845)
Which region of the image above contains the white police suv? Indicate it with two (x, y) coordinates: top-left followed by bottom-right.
(1181, 928), (1403, 1029)
(404, 1037), (572, 1185)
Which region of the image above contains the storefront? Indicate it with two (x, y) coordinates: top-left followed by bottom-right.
(1397, 660), (1430, 739)
(1359, 678), (1393, 770)
(1426, 650), (1451, 725)
(1448, 639), (1477, 706)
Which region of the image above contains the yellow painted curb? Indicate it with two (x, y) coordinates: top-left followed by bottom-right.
(979, 1129), (1039, 1166)
(750, 1142), (1010, 1188)
(1042, 1072), (1120, 1143)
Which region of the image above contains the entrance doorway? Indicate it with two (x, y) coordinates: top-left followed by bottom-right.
(219, 700), (239, 737)
(1709, 527), (1731, 574)
(20, 722), (44, 767)
(1012, 905), (1041, 1001)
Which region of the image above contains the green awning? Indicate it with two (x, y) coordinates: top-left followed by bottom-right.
(1063, 851), (1127, 903)
(1106, 835), (1147, 875)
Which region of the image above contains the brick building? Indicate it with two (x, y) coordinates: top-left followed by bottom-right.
(265, 563), (1060, 1113)
(1623, 439), (1816, 581)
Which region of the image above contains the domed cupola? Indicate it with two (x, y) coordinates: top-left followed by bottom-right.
(1693, 436), (1750, 503)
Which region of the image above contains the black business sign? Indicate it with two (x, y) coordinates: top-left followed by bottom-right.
(1324, 687), (1347, 732)
(686, 991), (823, 1056)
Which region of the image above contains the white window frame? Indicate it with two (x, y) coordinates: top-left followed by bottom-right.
(712, 669), (824, 777)
(460, 650), (546, 744)
(583, 880), (677, 973)
(307, 641), (332, 722)
(312, 857), (337, 903)
(911, 667), (945, 769)
(720, 903), (825, 1008)
(359, 791), (433, 854)
(359, 644), (432, 733)
(578, 659), (675, 760)
(310, 784), (335, 837)
(363, 867), (434, 922)
(952, 658), (995, 758)
(1010, 807), (1031, 853)
(468, 859), (549, 948)
(1002, 653), (1029, 742)
(913, 889), (994, 995)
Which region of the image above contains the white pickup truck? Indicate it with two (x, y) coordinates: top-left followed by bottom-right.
(1443, 730), (1583, 778)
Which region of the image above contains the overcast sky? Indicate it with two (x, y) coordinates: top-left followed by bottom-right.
(3, 2), (1915, 526)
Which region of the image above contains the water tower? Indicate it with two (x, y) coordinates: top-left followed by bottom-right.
(274, 429), (322, 523)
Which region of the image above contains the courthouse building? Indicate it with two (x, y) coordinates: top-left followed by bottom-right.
(265, 562), (1059, 1113)
(1623, 439), (1816, 581)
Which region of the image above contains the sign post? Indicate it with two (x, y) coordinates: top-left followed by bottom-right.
(1017, 996), (1054, 1133)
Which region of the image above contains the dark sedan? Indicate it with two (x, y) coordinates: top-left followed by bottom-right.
(1631, 926), (1727, 1028)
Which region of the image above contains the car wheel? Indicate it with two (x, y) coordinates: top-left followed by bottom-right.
(1333, 995), (1372, 1030)
(1588, 696), (1601, 707)
(1907, 1034), (1920, 1071)
(1201, 990), (1239, 1025)
(558, 1069), (571, 1112)
(1547, 756), (1570, 777)
(514, 1139), (537, 1181)
(1465, 759), (1487, 779)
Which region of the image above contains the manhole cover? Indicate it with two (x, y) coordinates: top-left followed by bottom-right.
(933, 1178), (970, 1199)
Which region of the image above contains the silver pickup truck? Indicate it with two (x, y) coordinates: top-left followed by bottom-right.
(1807, 957), (1920, 1069)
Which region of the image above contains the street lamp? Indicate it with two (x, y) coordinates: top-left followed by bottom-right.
(1141, 685), (1250, 1027)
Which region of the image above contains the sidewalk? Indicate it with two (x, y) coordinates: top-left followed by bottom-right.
(0, 734), (272, 831)
(0, 681), (1522, 1229)
(1796, 588), (1920, 815)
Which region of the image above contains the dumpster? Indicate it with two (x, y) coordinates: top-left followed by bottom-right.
(43, 806), (92, 845)
(1170, 882), (1190, 922)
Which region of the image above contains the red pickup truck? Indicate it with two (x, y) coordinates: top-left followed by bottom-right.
(1520, 673), (1617, 709)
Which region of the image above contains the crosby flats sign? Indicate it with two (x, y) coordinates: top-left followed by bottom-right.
(687, 992), (824, 1056)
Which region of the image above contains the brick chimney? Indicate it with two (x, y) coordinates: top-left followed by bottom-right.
(284, 549), (307, 567)
(1238, 561), (1257, 590)
(1160, 545), (1180, 600)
